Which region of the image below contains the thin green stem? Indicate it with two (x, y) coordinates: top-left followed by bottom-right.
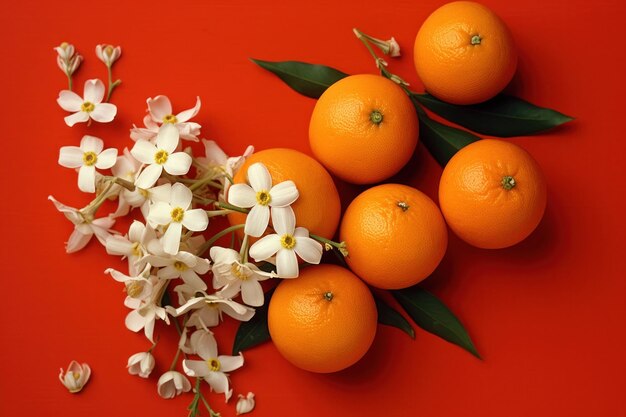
(197, 224), (245, 256)
(169, 347), (182, 371)
(310, 234), (349, 257)
(66, 72), (73, 91)
(216, 201), (249, 214)
(240, 234), (249, 263)
(205, 209), (234, 217)
(105, 65), (121, 102)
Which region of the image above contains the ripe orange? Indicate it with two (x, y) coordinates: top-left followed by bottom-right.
(309, 74), (418, 184)
(414, 1), (517, 104)
(438, 139), (547, 249)
(268, 264), (377, 373)
(340, 184), (448, 289)
(227, 148), (341, 239)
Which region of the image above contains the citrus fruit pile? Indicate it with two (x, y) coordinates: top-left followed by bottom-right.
(232, 0), (561, 374)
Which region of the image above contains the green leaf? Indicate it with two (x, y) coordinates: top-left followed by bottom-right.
(415, 107), (481, 166)
(373, 293), (415, 339)
(414, 93), (573, 138)
(232, 288), (275, 355)
(251, 59), (348, 98)
(392, 286), (480, 358)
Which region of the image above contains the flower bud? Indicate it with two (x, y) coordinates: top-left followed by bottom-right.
(157, 371), (192, 399)
(386, 37), (401, 57)
(54, 42), (75, 60)
(58, 360), (91, 393)
(236, 392), (256, 415)
(127, 351), (155, 378)
(95, 44), (122, 66)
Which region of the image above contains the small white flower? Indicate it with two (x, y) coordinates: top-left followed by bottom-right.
(228, 162), (299, 237)
(127, 351), (155, 378)
(182, 331), (243, 402)
(236, 392), (256, 415)
(48, 196), (116, 253)
(57, 79), (117, 127)
(59, 360), (91, 393)
(105, 266), (154, 305)
(157, 371), (192, 399)
(105, 221), (155, 275)
(110, 149), (149, 218)
(130, 95), (201, 142)
(210, 246), (273, 306)
(95, 44), (121, 66)
(147, 182), (208, 255)
(58, 135), (117, 193)
(124, 278), (170, 342)
(131, 124), (192, 189)
(249, 207), (322, 278)
(54, 42), (82, 75)
(143, 251), (210, 291)
(169, 293), (254, 329)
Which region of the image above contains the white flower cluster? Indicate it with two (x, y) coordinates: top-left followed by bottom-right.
(50, 91), (323, 414)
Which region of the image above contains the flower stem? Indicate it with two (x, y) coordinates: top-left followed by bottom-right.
(197, 224), (245, 256)
(240, 234), (249, 263)
(66, 72), (73, 91)
(168, 347), (182, 371)
(215, 202), (249, 214)
(310, 234), (349, 257)
(105, 65), (121, 102)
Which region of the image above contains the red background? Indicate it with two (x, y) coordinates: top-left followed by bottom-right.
(1, 0), (625, 416)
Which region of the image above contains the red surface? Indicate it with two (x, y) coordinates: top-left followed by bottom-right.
(1, 0), (625, 416)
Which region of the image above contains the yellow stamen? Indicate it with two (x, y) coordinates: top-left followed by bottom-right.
(131, 242), (142, 257)
(82, 151), (98, 166)
(154, 150), (169, 165)
(104, 45), (114, 56)
(126, 281), (144, 298)
(207, 358), (220, 372)
(72, 372), (81, 380)
(170, 207), (185, 222)
(174, 261), (188, 271)
(255, 190), (271, 206)
(81, 102), (95, 113)
(163, 114), (178, 124)
(280, 234), (296, 250)
(231, 264), (248, 281)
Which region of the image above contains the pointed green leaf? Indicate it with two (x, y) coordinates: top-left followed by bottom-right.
(373, 293), (415, 339)
(415, 107), (481, 166)
(392, 286), (480, 358)
(232, 288), (275, 355)
(414, 93), (573, 137)
(251, 59), (348, 98)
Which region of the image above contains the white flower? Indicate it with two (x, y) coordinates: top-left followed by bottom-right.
(127, 351), (155, 378)
(210, 246), (273, 306)
(124, 278), (170, 342)
(54, 42), (82, 75)
(147, 182), (208, 255)
(169, 293), (254, 329)
(57, 79), (117, 127)
(105, 266), (154, 305)
(130, 95), (201, 142)
(110, 149), (149, 218)
(196, 140), (254, 200)
(249, 207), (322, 278)
(143, 251), (210, 291)
(228, 162), (299, 237)
(48, 196), (116, 253)
(157, 371), (192, 399)
(95, 44), (121, 66)
(58, 135), (117, 193)
(236, 392), (256, 415)
(59, 361), (91, 393)
(105, 221), (155, 275)
(182, 331), (243, 402)
(131, 124), (192, 189)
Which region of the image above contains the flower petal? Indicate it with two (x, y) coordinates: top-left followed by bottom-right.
(58, 146), (84, 168)
(83, 79), (105, 104)
(163, 152), (192, 176)
(205, 371), (229, 395)
(269, 180), (299, 207)
(181, 270), (208, 291)
(276, 249), (299, 278)
(95, 148), (118, 169)
(182, 359), (210, 378)
(134, 164), (163, 189)
(194, 330), (218, 360)
(182, 209), (209, 232)
(162, 221), (182, 255)
(66, 229), (92, 253)
(249, 234), (281, 261)
(57, 90), (83, 112)
(175, 96), (201, 122)
(90, 103), (117, 123)
(80, 135), (104, 153)
(130, 140), (158, 164)
(271, 206), (295, 236)
(171, 183), (193, 209)
(218, 353), (243, 372)
(105, 235), (133, 256)
(241, 279), (264, 307)
(125, 309), (145, 332)
(78, 165), (96, 193)
(227, 184), (256, 208)
(64, 111), (89, 127)
(247, 163), (272, 191)
(294, 237), (323, 264)
(210, 246), (239, 264)
(245, 204), (269, 237)
(148, 95), (173, 122)
(156, 124), (180, 153)
(148, 183), (172, 203)
(148, 201), (172, 226)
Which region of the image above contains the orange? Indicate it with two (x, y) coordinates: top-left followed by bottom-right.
(414, 1), (517, 104)
(227, 148), (341, 239)
(268, 264), (377, 373)
(309, 74), (418, 184)
(340, 184), (448, 289)
(438, 139), (547, 249)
